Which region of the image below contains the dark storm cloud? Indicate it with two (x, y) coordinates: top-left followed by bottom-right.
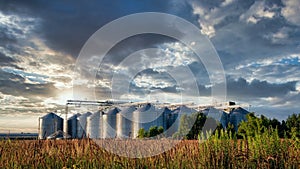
(190, 76), (297, 99)
(0, 52), (23, 69)
(0, 69), (58, 98)
(226, 77), (297, 98)
(102, 34), (176, 65)
(0, 0), (173, 58)
(0, 52), (15, 66)
(188, 0), (300, 69)
(0, 27), (17, 46)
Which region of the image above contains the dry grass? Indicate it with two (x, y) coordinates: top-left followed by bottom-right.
(0, 138), (299, 168)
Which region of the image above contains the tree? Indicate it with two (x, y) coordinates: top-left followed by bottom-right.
(238, 113), (265, 138)
(187, 113), (207, 139)
(286, 114), (300, 138)
(157, 126), (164, 135)
(137, 126), (164, 138)
(173, 112), (211, 139)
(137, 128), (148, 138)
(148, 126), (159, 137)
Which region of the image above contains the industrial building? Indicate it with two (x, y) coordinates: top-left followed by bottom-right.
(38, 101), (250, 139)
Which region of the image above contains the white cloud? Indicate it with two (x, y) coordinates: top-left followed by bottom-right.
(281, 0), (300, 26)
(232, 54), (300, 85)
(296, 83), (300, 91)
(264, 27), (291, 44)
(240, 1), (277, 24)
(246, 16), (258, 24)
(221, 0), (235, 7)
(156, 42), (197, 67)
(0, 11), (37, 39)
(191, 2), (222, 37)
(0, 12), (76, 90)
(133, 74), (175, 89)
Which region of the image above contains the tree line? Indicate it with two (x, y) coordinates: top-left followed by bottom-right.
(137, 112), (300, 139)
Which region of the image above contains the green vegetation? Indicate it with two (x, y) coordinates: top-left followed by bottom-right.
(175, 112), (300, 140)
(236, 113), (300, 139)
(137, 126), (164, 138)
(173, 113), (210, 139)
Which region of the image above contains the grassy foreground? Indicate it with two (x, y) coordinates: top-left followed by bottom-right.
(0, 135), (299, 169)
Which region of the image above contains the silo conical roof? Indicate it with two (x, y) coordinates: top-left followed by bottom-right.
(105, 107), (121, 115)
(137, 103), (153, 112)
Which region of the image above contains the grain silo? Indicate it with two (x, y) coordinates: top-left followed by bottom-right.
(202, 107), (224, 122)
(161, 107), (172, 129)
(116, 106), (136, 138)
(102, 107), (120, 138)
(86, 111), (102, 138)
(219, 112), (229, 129)
(38, 112), (63, 139)
(229, 107), (249, 131)
(67, 113), (81, 139)
(132, 103), (165, 138)
(77, 112), (92, 138)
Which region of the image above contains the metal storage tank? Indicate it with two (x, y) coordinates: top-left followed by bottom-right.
(229, 107), (249, 131)
(202, 107), (223, 122)
(102, 107), (120, 138)
(86, 111), (102, 138)
(202, 107), (229, 130)
(132, 103), (165, 138)
(161, 107), (172, 129)
(77, 112), (92, 138)
(67, 113), (81, 139)
(38, 112), (63, 139)
(167, 105), (197, 136)
(220, 112), (230, 129)
(116, 106), (136, 138)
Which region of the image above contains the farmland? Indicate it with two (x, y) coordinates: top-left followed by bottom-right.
(1, 113), (299, 168)
(0, 135), (299, 168)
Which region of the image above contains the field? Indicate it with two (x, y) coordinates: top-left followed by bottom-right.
(0, 136), (299, 169)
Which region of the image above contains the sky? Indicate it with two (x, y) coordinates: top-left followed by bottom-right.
(0, 0), (300, 132)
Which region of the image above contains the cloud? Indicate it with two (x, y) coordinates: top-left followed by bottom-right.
(281, 0), (300, 26)
(231, 54), (300, 84)
(131, 69), (177, 89)
(240, 1), (277, 24)
(0, 52), (16, 67)
(1, 0), (300, 132)
(0, 0), (172, 57)
(226, 77), (297, 98)
(263, 27), (292, 44)
(189, 0), (254, 37)
(0, 69), (58, 98)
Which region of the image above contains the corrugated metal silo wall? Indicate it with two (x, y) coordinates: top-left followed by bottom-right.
(87, 112), (101, 138)
(39, 113), (63, 139)
(116, 107), (135, 138)
(229, 108), (249, 131)
(165, 112), (179, 137)
(102, 113), (117, 138)
(220, 112), (229, 129)
(162, 107), (172, 130)
(68, 114), (80, 139)
(132, 104), (166, 138)
(102, 107), (121, 138)
(77, 112), (92, 138)
(165, 106), (197, 137)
